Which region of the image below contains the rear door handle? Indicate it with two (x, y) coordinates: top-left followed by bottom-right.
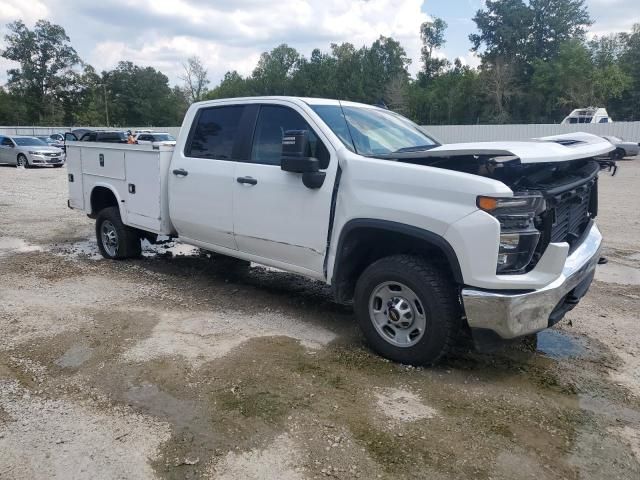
(172, 168), (188, 176)
(236, 176), (257, 185)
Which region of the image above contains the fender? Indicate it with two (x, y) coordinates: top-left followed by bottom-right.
(88, 182), (128, 224)
(331, 219), (464, 300)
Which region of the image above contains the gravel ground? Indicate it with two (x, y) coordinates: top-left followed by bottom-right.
(1, 158), (639, 479)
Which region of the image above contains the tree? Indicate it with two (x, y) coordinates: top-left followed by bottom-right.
(482, 57), (518, 123)
(528, 0), (592, 61)
(419, 18), (449, 82)
(206, 70), (255, 99)
(251, 44), (300, 95)
(2, 20), (80, 123)
(103, 61), (181, 126)
(179, 56), (209, 103)
(611, 24), (640, 120)
(469, 0), (532, 63)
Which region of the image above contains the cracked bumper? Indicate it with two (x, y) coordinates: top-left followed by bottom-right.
(461, 223), (602, 339)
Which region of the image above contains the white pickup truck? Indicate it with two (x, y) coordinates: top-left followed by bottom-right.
(66, 97), (613, 364)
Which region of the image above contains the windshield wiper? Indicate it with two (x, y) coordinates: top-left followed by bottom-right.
(393, 145), (437, 153)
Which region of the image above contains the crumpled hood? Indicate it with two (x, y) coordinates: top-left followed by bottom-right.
(429, 132), (614, 164)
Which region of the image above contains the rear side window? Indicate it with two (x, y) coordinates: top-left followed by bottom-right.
(250, 105), (329, 168)
(100, 132), (125, 142)
(186, 105), (245, 159)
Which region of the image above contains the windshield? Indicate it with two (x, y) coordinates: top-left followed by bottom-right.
(14, 137), (48, 146)
(153, 134), (175, 141)
(311, 104), (438, 156)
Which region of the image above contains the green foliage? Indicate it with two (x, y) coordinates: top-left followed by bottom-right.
(2, 19), (80, 123)
(419, 17), (449, 82)
(207, 36), (410, 106)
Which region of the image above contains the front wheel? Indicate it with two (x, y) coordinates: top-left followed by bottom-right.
(16, 154), (29, 168)
(354, 254), (461, 365)
(95, 207), (141, 259)
(611, 148), (626, 160)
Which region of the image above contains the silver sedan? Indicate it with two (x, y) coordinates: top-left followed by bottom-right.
(0, 135), (65, 168)
(602, 136), (640, 159)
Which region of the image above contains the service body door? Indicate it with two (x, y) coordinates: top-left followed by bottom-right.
(233, 102), (337, 276)
(168, 105), (248, 250)
(66, 145), (84, 210)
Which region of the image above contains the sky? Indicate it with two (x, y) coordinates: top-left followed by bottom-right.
(0, 0), (638, 87)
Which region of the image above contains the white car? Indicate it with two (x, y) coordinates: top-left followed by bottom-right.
(135, 132), (176, 146)
(66, 96), (613, 365)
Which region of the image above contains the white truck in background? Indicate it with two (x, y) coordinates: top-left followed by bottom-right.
(66, 96), (613, 364)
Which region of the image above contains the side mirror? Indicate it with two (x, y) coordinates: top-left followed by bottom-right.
(280, 129), (326, 189)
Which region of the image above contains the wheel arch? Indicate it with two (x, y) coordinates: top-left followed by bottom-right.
(89, 184), (125, 220)
(331, 219), (463, 303)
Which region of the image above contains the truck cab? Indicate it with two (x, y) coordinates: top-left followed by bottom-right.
(67, 97), (613, 365)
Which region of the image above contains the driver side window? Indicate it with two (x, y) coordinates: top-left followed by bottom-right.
(250, 105), (329, 168)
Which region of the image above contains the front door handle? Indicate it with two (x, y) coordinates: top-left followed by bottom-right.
(236, 176), (257, 185)
(172, 168), (188, 176)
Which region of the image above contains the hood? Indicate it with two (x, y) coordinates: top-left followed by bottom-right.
(426, 132), (614, 164)
(21, 145), (63, 153)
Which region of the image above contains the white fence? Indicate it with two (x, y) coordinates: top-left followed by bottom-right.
(2, 122), (640, 145)
(0, 126), (182, 137)
(422, 122), (640, 144)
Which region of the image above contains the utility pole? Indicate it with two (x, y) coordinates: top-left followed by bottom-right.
(103, 83), (109, 127)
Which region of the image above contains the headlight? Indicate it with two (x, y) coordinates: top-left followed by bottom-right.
(477, 194), (546, 274)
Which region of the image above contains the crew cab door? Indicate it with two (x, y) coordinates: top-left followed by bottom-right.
(233, 103), (337, 277)
(168, 105), (248, 250)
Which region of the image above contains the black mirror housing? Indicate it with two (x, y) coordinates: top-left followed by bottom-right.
(281, 156), (319, 173)
(282, 129), (310, 157)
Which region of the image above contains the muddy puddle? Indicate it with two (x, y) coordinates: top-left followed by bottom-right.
(535, 329), (588, 360)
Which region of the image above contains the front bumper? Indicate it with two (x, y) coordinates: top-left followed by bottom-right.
(462, 223), (602, 340)
(29, 154), (65, 166)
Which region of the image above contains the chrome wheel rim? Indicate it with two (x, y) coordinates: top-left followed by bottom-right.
(17, 156), (26, 167)
(101, 220), (119, 257)
(368, 281), (427, 348)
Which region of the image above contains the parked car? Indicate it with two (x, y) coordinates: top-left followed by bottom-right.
(601, 135), (640, 159)
(36, 135), (66, 151)
(561, 107), (612, 124)
(0, 135), (65, 168)
(66, 130), (128, 143)
(67, 97), (613, 365)
(135, 132), (177, 146)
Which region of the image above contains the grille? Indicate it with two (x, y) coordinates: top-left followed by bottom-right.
(44, 152), (60, 157)
(548, 179), (596, 252)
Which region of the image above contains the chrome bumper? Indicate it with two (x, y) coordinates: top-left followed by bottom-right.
(462, 223), (602, 339)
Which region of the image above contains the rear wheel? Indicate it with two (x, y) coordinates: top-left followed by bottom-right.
(354, 254), (461, 365)
(95, 207), (141, 259)
(16, 154), (29, 168)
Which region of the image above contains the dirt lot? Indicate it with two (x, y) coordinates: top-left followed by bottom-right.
(1, 158), (640, 480)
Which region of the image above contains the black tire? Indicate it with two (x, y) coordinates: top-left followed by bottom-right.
(53, 164), (63, 168)
(95, 206), (141, 259)
(17, 154), (29, 168)
(354, 254), (461, 365)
